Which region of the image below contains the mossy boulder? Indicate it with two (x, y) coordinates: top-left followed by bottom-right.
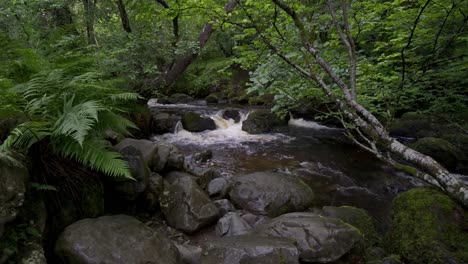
(241, 110), (288, 134)
(205, 93), (219, 104)
(181, 112), (216, 132)
(388, 187), (468, 264)
(389, 113), (441, 138)
(410, 137), (463, 172)
(322, 206), (380, 247)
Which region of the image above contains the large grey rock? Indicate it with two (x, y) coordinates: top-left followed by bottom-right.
(241, 109), (288, 134)
(182, 112), (216, 132)
(144, 173), (164, 212)
(160, 177), (219, 233)
(255, 212), (362, 263)
(55, 215), (181, 264)
(160, 93), (194, 104)
(175, 244), (202, 264)
(207, 177), (229, 198)
(229, 172), (314, 216)
(201, 235), (300, 264)
(115, 138), (159, 171)
(216, 212), (252, 237)
(152, 112), (180, 134)
(0, 155), (28, 237)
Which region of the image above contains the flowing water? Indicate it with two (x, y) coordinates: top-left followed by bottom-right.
(149, 100), (422, 225)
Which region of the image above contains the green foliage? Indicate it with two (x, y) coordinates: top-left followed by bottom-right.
(0, 33), (139, 178)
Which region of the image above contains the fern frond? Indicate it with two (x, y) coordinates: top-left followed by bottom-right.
(53, 98), (104, 146)
(0, 121), (51, 152)
(93, 110), (137, 135)
(109, 92), (142, 101)
(52, 137), (133, 179)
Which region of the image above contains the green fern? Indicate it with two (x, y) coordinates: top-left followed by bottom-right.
(52, 137), (132, 178)
(0, 67), (139, 179)
(53, 98), (103, 146)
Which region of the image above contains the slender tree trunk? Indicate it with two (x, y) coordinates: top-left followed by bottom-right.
(263, 0), (468, 206)
(116, 0), (131, 33)
(83, 0), (97, 45)
(145, 0), (238, 94)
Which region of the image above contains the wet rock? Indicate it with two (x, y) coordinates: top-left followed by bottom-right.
(115, 138), (159, 170)
(255, 212), (362, 263)
(207, 178), (229, 198)
(222, 109), (241, 123)
(160, 93), (195, 104)
(201, 235), (299, 264)
(229, 171), (314, 217)
(241, 213), (270, 228)
(55, 215), (181, 264)
(160, 177), (219, 233)
(205, 94), (219, 104)
(182, 112), (216, 132)
(193, 149), (212, 163)
(152, 112), (180, 134)
(241, 109), (288, 134)
(166, 145), (186, 171)
(388, 187), (468, 264)
(165, 171), (195, 183)
(213, 199), (235, 216)
(216, 212), (252, 237)
(175, 243), (202, 264)
(0, 155), (28, 237)
(410, 137), (464, 173)
(109, 145), (150, 204)
(0, 116), (27, 142)
(144, 173), (164, 212)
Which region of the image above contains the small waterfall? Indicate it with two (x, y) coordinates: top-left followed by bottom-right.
(288, 113), (332, 130)
(153, 109), (290, 145)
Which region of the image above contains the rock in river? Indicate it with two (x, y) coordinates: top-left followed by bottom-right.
(55, 215), (181, 264)
(229, 171), (314, 217)
(255, 212), (362, 263)
(160, 177), (219, 233)
(201, 235), (299, 264)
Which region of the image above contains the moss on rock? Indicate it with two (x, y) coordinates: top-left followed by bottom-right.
(388, 187), (468, 264)
(410, 137), (463, 172)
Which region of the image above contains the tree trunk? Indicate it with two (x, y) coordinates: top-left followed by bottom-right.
(82, 0), (97, 45)
(116, 0), (131, 33)
(144, 0), (238, 94)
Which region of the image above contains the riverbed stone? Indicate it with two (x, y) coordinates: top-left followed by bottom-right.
(144, 173), (164, 212)
(55, 215), (181, 264)
(216, 212), (252, 237)
(255, 212), (362, 263)
(207, 177), (229, 198)
(222, 109), (241, 123)
(182, 112), (216, 132)
(241, 109), (288, 134)
(115, 138), (159, 170)
(213, 199), (236, 216)
(152, 112), (180, 134)
(201, 235), (300, 264)
(160, 93), (195, 104)
(229, 171), (314, 217)
(160, 177), (219, 233)
(175, 243), (202, 264)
